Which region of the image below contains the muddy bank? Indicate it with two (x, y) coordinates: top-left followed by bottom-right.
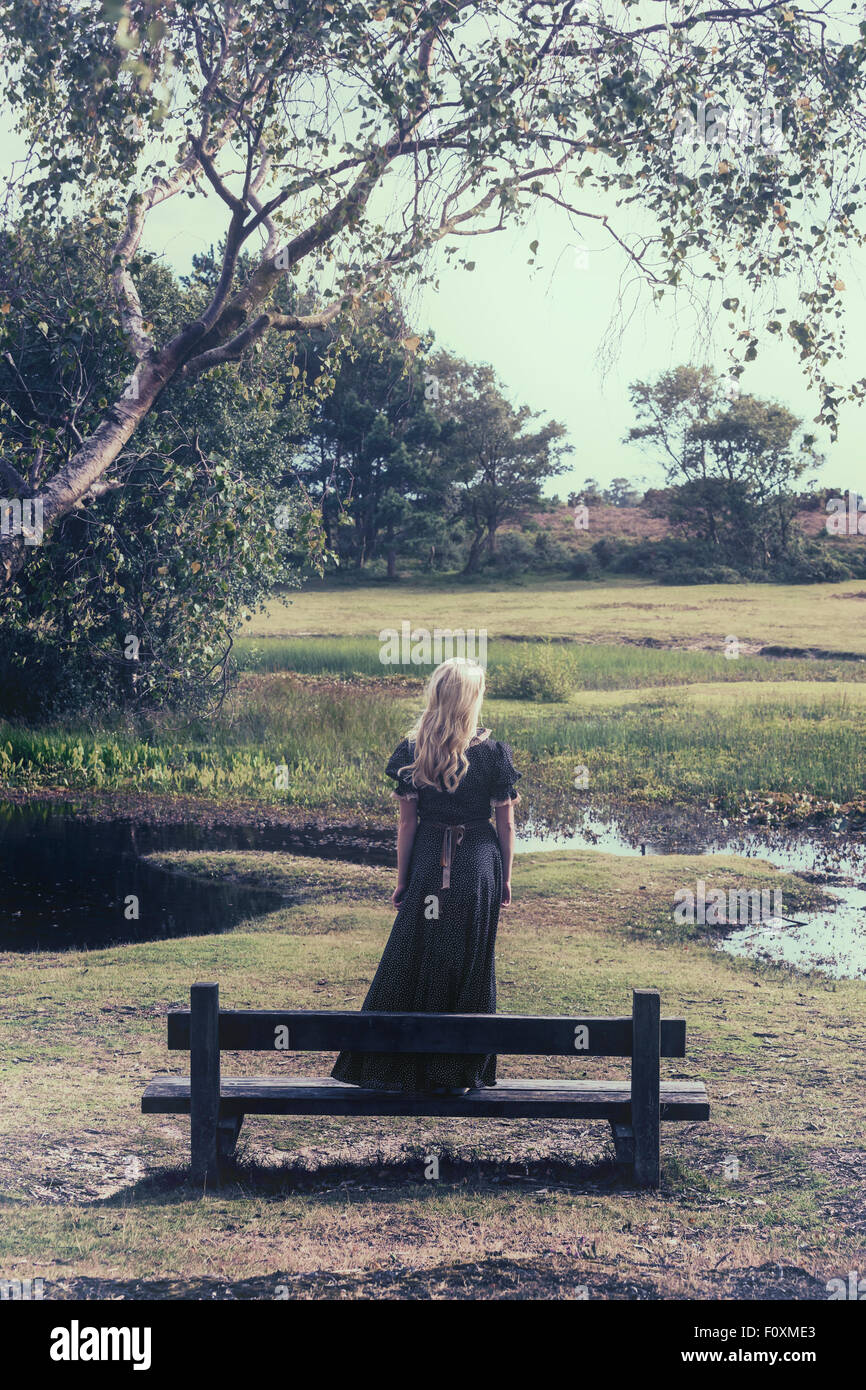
(3, 792), (864, 970)
(0, 785), (394, 838)
(4, 781), (865, 837)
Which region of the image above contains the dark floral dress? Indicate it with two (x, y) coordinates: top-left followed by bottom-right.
(331, 729), (521, 1090)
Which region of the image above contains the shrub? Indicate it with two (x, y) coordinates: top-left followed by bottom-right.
(0, 629), (102, 720)
(775, 548), (866, 583)
(490, 646), (573, 702)
(569, 550), (597, 579)
(532, 531), (573, 570)
(482, 533), (535, 577)
(657, 564), (741, 585)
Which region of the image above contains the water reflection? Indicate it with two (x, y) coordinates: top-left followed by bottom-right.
(0, 803), (286, 951)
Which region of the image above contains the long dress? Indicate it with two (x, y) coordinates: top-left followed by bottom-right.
(331, 728), (522, 1090)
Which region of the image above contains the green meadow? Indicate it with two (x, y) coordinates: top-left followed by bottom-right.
(2, 666), (863, 812)
(2, 579), (863, 815)
(247, 576), (866, 655)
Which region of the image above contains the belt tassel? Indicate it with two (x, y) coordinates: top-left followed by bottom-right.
(440, 824), (465, 890)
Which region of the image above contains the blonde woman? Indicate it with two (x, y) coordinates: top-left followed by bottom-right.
(332, 657), (521, 1093)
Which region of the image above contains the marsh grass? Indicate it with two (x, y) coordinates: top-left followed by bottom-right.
(235, 634), (865, 690)
(1, 675), (863, 807)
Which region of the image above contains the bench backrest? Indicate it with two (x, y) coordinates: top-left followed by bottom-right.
(175, 984), (676, 1187)
(169, 983), (684, 1057)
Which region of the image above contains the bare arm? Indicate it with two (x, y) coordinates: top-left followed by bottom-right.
(494, 800), (516, 907)
(393, 797), (419, 907)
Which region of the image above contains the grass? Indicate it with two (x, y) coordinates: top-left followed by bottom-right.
(2, 673), (864, 812)
(4, 575), (864, 1300)
(246, 576), (866, 655)
(489, 682), (866, 804)
(0, 847), (861, 1298)
(3, 579), (863, 813)
(235, 633), (866, 687)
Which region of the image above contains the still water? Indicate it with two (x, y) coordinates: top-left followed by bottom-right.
(1, 800), (863, 977)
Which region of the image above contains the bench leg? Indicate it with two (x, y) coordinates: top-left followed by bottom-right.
(191, 1112), (219, 1185)
(632, 989), (661, 1188)
(190, 983), (221, 1186)
(609, 1121), (635, 1166)
(217, 1114), (244, 1164)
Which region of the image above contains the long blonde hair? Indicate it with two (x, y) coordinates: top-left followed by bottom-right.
(400, 658), (486, 793)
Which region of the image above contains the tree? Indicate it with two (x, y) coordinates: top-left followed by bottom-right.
(293, 303), (450, 577)
(604, 477), (641, 507)
(626, 366), (821, 565)
(1, 1), (866, 583)
(570, 478), (603, 506)
(434, 356), (570, 571)
(0, 224), (313, 713)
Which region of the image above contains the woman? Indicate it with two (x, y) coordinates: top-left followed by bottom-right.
(331, 656), (521, 1093)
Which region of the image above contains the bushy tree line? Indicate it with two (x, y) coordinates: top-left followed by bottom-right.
(293, 321), (571, 579)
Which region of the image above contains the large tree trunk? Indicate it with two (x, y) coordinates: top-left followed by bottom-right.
(0, 327), (203, 587)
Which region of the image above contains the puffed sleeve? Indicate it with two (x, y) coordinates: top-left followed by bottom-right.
(385, 739), (418, 800)
(490, 740), (522, 807)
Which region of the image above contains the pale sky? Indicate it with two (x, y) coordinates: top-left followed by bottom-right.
(4, 60), (866, 502)
(142, 173), (866, 499)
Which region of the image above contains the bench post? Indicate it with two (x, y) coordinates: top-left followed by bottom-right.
(190, 982), (220, 1186)
(631, 988), (660, 1188)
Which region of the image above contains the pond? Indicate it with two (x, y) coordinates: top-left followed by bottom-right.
(1, 799), (863, 978)
(518, 806), (866, 981)
(0, 803), (289, 951)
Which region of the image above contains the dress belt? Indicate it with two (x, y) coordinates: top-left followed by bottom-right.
(423, 817), (491, 890)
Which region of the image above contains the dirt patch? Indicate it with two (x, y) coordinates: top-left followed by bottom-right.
(40, 1259), (659, 1300)
(759, 644), (865, 662)
(710, 1263), (830, 1300)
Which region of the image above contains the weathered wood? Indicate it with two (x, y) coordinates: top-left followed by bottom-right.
(631, 989), (661, 1188)
(190, 982), (220, 1185)
(609, 1121), (636, 1165)
(167, 1008), (687, 1057)
(143, 1074), (710, 1121)
(216, 1114), (243, 1161)
(146, 984), (709, 1183)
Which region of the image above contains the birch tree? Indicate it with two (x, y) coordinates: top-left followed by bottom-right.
(1, 0), (865, 583)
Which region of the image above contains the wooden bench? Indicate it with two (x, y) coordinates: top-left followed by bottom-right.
(142, 982), (709, 1188)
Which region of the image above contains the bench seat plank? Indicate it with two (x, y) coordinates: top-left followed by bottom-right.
(143, 1074), (709, 1121)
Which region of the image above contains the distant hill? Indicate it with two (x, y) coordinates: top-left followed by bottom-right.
(517, 501), (866, 554)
